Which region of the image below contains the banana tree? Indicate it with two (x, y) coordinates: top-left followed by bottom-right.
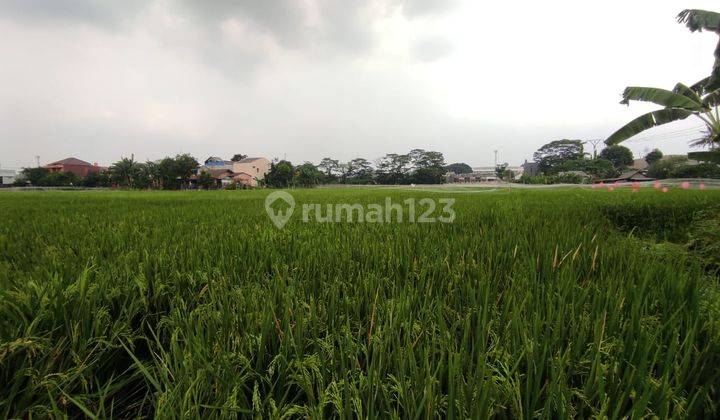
(677, 9), (720, 93)
(605, 84), (720, 147)
(606, 10), (720, 147)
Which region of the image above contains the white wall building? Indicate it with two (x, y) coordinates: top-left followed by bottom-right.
(0, 169), (16, 185)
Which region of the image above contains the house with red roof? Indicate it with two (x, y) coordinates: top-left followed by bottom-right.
(43, 157), (103, 178)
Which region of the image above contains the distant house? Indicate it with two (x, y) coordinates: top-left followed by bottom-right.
(631, 159), (649, 170)
(0, 169), (16, 185)
(521, 160), (539, 177)
(232, 157), (271, 187)
(602, 170), (656, 183)
(43, 157), (102, 178)
(191, 169), (236, 188)
(201, 157), (234, 171)
(632, 155), (700, 170)
(233, 172), (254, 187)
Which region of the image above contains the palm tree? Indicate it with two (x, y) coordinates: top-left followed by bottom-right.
(110, 157), (137, 188)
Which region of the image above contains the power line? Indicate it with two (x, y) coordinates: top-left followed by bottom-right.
(625, 126), (705, 143)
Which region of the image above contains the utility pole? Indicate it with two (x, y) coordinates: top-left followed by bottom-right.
(584, 139), (603, 159)
(494, 150), (498, 167)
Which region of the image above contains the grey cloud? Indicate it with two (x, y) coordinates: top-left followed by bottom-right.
(0, 0), (147, 27)
(173, 0), (310, 48)
(412, 36), (452, 62)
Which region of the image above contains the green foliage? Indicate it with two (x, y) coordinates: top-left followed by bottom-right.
(647, 156), (690, 179)
(517, 174), (550, 184)
(197, 171), (215, 189)
(599, 145), (634, 169)
(678, 9), (720, 91)
(156, 154), (200, 190)
(558, 158), (618, 180)
(686, 209), (720, 271)
(533, 140), (585, 174)
(606, 10), (720, 146)
(495, 162), (509, 179)
(548, 172), (589, 184)
(672, 162), (720, 178)
(18, 167), (50, 186)
(36, 171), (81, 187)
(293, 162), (323, 187)
(82, 171), (112, 188)
(645, 149), (664, 165)
(375, 153), (412, 184)
(264, 160), (294, 188)
(606, 108), (695, 145)
(444, 162), (473, 174)
(646, 156), (720, 179)
(1, 189), (720, 417)
(688, 150), (720, 163)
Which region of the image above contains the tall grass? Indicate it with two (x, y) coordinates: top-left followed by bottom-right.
(0, 188), (719, 418)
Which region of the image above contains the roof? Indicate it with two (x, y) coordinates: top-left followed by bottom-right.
(631, 159), (648, 170)
(46, 157), (93, 167)
(233, 171), (253, 178)
(202, 169), (235, 179)
(235, 157), (265, 163)
(602, 170), (656, 182)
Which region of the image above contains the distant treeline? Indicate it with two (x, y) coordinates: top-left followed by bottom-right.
(265, 149), (448, 188)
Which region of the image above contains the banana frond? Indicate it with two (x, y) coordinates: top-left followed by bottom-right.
(690, 77), (712, 95)
(620, 86), (703, 110)
(606, 109), (695, 145)
(677, 9), (720, 32)
(673, 83), (703, 104)
(702, 89), (720, 108)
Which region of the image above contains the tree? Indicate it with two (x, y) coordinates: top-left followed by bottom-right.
(231, 154), (248, 162)
(495, 163), (509, 179)
(82, 171), (111, 188)
(556, 157), (619, 180)
(605, 10), (720, 149)
(409, 149), (445, 184)
(644, 149), (664, 165)
(157, 154), (199, 189)
(444, 163), (473, 174)
(533, 140), (585, 174)
(599, 145), (634, 169)
(346, 158), (374, 184)
(264, 160), (294, 188)
(647, 156), (690, 179)
(110, 157), (138, 187)
(605, 82), (720, 148)
(678, 9), (720, 92)
(318, 158), (340, 178)
(293, 162), (323, 187)
(376, 153), (412, 184)
(19, 167), (49, 186)
(37, 171), (80, 187)
(197, 171), (215, 189)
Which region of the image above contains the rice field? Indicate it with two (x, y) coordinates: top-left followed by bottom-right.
(1, 188), (720, 418)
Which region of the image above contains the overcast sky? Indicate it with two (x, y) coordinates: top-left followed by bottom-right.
(1, 0), (718, 169)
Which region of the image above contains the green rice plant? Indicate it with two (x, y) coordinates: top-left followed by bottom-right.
(0, 188), (719, 418)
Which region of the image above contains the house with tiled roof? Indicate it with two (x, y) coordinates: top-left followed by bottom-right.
(43, 157), (103, 178)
